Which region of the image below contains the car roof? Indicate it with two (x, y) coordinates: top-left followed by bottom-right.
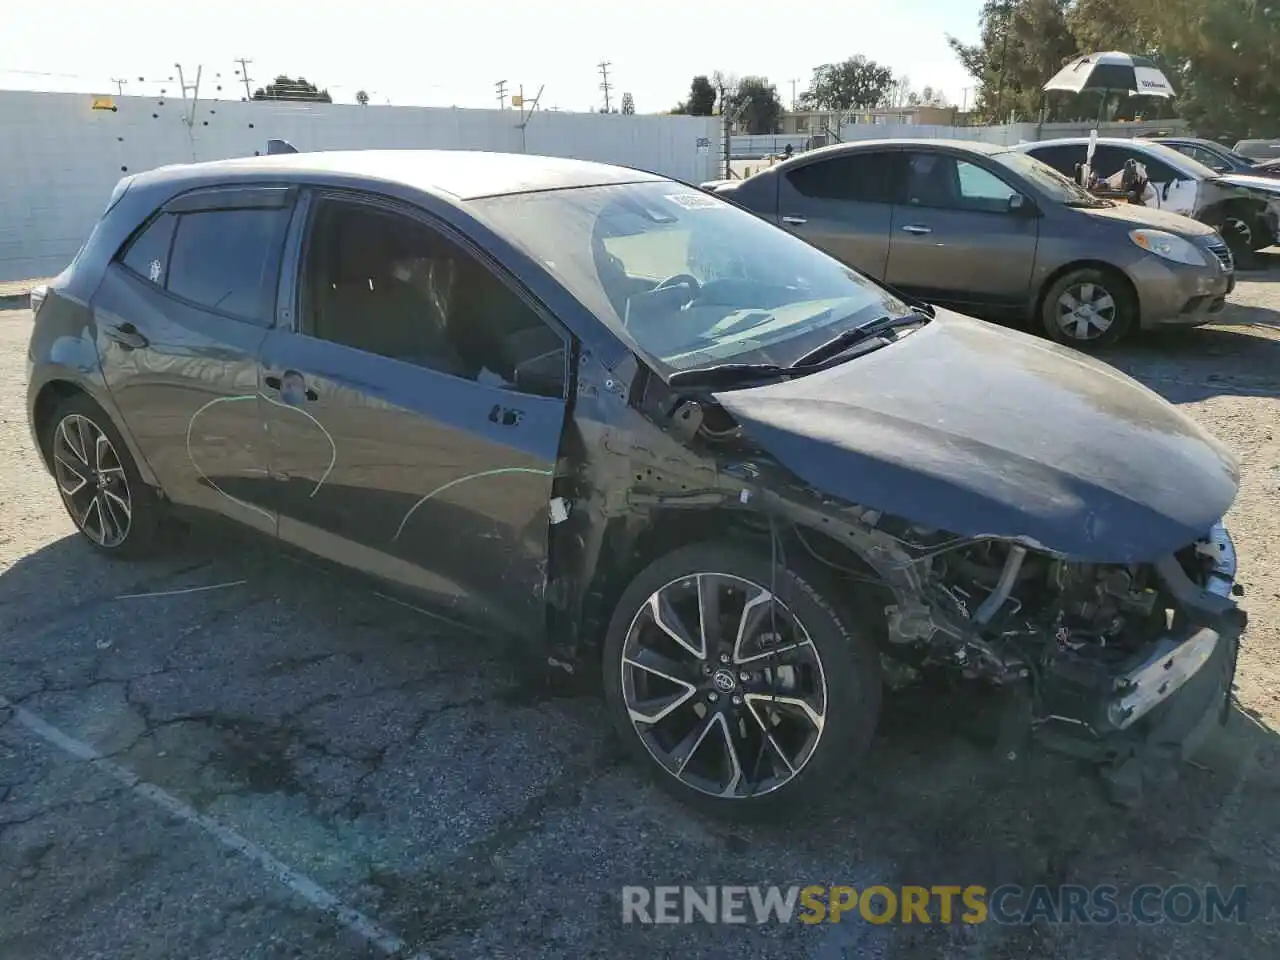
(127, 149), (667, 201)
(768, 138), (1007, 173)
(1021, 137), (1169, 149)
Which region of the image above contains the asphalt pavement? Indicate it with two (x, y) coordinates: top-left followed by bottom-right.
(2, 297), (1278, 960)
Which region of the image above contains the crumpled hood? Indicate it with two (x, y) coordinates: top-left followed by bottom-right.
(1081, 200), (1216, 236)
(714, 311), (1239, 562)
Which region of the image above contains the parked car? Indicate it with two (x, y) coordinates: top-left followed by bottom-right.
(28, 149), (1244, 814)
(1153, 136), (1278, 177)
(706, 139), (1234, 348)
(1232, 138), (1280, 162)
(1018, 137), (1279, 255)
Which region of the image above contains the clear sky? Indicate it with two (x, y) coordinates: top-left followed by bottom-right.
(1, 0), (983, 113)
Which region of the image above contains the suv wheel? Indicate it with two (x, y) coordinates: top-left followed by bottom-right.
(1039, 267), (1134, 349)
(602, 542), (882, 816)
(46, 394), (164, 558)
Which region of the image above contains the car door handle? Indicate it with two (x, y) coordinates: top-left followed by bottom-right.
(901, 224), (933, 235)
(264, 374), (318, 402)
(781, 216), (808, 225)
(101, 322), (148, 350)
(488, 404), (524, 427)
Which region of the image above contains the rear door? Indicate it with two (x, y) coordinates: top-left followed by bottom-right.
(884, 151), (1038, 312)
(260, 191), (570, 640)
(775, 150), (899, 278)
(90, 186), (294, 534)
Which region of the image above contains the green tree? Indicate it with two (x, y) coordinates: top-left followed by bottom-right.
(252, 75), (332, 103)
(355, 89), (369, 106)
(799, 55), (896, 110)
(621, 91), (636, 115)
(723, 76), (784, 134)
(947, 0), (1078, 122)
(671, 75), (717, 115)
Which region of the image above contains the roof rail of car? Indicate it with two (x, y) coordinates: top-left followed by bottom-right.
(266, 139), (299, 155)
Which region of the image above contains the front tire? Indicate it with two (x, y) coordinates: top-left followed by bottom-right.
(602, 541), (882, 816)
(1038, 267), (1135, 349)
(45, 393), (165, 559)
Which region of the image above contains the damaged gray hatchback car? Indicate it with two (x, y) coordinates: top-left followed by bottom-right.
(27, 149), (1245, 815)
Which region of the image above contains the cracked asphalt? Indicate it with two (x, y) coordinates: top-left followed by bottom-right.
(3, 273), (1280, 959)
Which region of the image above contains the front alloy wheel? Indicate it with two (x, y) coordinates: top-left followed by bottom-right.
(603, 542), (882, 815)
(53, 413), (132, 548)
(621, 573), (828, 799)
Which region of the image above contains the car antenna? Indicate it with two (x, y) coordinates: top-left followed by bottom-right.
(266, 138), (298, 155)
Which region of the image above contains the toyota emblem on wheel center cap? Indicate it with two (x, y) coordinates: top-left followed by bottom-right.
(712, 669), (736, 693)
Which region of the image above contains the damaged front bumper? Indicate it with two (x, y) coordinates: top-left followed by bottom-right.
(1034, 522), (1245, 766)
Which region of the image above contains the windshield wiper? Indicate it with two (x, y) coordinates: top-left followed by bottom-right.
(789, 311), (928, 368)
(667, 362), (792, 388)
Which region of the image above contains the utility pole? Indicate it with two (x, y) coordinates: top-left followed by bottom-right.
(789, 78), (800, 110)
(495, 79), (508, 110)
(233, 57), (254, 100)
(175, 63), (202, 129)
(111, 78), (127, 96)
(517, 84), (544, 153)
(598, 60), (612, 113)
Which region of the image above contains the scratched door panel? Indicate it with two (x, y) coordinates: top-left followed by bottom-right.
(92, 265), (276, 535)
(259, 330), (564, 641)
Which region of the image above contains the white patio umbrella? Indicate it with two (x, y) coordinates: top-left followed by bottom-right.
(1043, 51), (1176, 124)
(1044, 51), (1176, 98)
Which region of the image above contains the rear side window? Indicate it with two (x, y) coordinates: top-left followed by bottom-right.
(786, 152), (896, 202)
(120, 213), (177, 285)
(167, 209), (291, 325)
(1025, 145), (1083, 176)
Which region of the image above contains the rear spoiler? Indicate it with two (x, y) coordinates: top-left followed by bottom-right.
(266, 139), (299, 155)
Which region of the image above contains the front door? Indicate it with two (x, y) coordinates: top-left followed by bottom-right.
(774, 150), (898, 279)
(91, 187), (295, 534)
(261, 193), (570, 639)
(885, 152), (1038, 313)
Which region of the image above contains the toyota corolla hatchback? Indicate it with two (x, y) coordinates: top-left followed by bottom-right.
(28, 149), (1245, 814)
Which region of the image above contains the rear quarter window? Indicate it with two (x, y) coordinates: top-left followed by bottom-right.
(119, 213), (178, 285)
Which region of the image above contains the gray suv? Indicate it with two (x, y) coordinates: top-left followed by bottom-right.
(708, 140), (1234, 348)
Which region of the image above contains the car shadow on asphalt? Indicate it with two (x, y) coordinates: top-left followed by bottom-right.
(2, 529), (1277, 958)
(1103, 319), (1280, 404)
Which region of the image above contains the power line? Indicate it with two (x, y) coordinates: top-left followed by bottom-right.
(495, 79), (507, 110)
(597, 60), (612, 113)
(233, 57), (254, 100)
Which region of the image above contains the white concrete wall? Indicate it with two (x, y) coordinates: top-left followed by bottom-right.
(0, 91), (720, 281)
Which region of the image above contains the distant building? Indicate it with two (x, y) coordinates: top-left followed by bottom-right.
(779, 104), (963, 135)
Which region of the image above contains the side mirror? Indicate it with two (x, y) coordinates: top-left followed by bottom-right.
(1008, 193), (1028, 213)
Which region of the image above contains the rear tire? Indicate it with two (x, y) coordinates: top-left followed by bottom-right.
(1038, 267), (1135, 349)
(45, 393), (166, 559)
(602, 541), (882, 818)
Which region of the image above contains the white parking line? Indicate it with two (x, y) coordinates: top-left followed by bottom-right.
(0, 695), (424, 958)
(114, 579), (248, 600)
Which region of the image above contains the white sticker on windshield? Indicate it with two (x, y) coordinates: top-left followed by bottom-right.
(664, 192), (722, 210)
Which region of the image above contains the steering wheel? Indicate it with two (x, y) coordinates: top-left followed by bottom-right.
(654, 273), (701, 297)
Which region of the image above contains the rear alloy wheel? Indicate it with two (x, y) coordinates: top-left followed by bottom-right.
(47, 395), (163, 558)
(1040, 268), (1134, 349)
(602, 542), (881, 816)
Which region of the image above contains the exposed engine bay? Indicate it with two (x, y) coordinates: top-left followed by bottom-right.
(639, 374), (1245, 801)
